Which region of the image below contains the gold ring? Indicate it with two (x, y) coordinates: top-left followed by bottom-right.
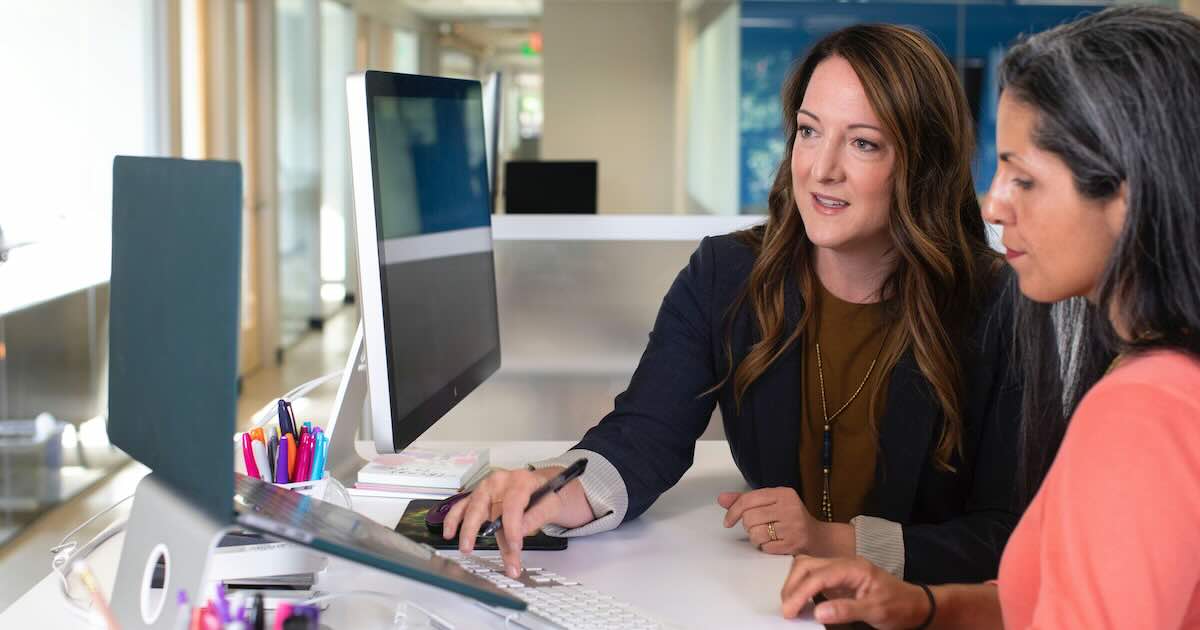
(767, 521), (779, 542)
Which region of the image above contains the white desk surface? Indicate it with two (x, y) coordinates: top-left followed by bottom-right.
(0, 440), (822, 629)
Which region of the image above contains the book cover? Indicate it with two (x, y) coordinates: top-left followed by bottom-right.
(357, 446), (489, 489)
(346, 485), (455, 500)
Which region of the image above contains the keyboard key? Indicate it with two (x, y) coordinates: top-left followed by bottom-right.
(439, 551), (672, 629)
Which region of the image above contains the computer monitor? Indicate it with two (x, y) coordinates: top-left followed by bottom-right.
(504, 160), (598, 214)
(346, 71), (502, 456)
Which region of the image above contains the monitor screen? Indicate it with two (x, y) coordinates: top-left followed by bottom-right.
(503, 161), (598, 214)
(350, 71), (502, 454)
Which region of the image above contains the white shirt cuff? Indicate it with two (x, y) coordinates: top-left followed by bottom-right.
(850, 515), (906, 578)
(527, 449), (629, 538)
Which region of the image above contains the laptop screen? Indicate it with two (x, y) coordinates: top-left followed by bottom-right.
(233, 474), (524, 610)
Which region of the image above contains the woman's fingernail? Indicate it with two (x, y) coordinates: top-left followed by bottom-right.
(814, 604), (832, 623)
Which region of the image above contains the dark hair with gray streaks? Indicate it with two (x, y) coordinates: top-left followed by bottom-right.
(999, 6), (1200, 503)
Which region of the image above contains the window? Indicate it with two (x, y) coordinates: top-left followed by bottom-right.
(0, 0), (162, 245)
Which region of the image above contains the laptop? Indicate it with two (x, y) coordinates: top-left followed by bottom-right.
(107, 156), (524, 612)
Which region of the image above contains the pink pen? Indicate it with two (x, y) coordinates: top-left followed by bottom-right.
(274, 602), (293, 630)
(240, 433), (261, 479)
(294, 433), (313, 483)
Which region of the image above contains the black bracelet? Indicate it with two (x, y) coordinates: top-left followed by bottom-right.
(912, 583), (937, 630)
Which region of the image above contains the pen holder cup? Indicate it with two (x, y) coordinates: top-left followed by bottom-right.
(275, 477), (353, 511)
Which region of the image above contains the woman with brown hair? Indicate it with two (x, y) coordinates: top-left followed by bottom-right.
(445, 24), (1022, 586)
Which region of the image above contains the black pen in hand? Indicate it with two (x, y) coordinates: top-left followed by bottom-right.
(480, 458), (588, 537)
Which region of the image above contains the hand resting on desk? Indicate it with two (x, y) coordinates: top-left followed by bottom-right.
(441, 466), (594, 578)
(719, 487), (856, 559)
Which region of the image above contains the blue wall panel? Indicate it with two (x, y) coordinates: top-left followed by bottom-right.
(739, 1), (1104, 212)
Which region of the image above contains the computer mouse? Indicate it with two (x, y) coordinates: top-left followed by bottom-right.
(425, 491), (472, 533)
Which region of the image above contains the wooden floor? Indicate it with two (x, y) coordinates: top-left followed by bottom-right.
(0, 305), (358, 611)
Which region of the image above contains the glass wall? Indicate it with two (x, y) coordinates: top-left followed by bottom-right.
(393, 28), (419, 74)
(0, 0), (162, 243)
(320, 0), (356, 305)
(276, 0), (323, 345)
(685, 2), (740, 216)
(0, 0), (160, 547)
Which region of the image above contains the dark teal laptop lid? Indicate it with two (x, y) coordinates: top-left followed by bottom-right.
(108, 155), (241, 523)
(106, 155), (524, 610)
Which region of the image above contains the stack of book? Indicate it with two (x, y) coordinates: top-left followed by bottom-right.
(350, 446), (490, 499)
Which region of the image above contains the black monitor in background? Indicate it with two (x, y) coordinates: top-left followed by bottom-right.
(958, 59), (985, 129)
(503, 160), (598, 214)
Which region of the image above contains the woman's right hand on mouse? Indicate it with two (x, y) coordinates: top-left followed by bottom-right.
(442, 465), (593, 577)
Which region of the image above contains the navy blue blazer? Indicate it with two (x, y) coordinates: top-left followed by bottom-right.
(572, 233), (1022, 584)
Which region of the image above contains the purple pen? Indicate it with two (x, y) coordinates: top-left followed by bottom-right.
(172, 590), (191, 630)
(275, 434), (290, 483)
(213, 583), (232, 624)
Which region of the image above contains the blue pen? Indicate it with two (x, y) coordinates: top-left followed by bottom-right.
(307, 432), (319, 481)
(310, 433), (328, 480)
(320, 432), (329, 479)
(287, 400), (301, 442)
(277, 399), (294, 440)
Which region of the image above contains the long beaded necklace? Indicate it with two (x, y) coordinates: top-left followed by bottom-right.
(814, 335), (888, 522)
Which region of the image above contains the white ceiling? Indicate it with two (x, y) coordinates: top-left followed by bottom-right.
(403, 0), (542, 20)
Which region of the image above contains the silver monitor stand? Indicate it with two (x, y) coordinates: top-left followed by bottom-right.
(322, 322), (371, 487)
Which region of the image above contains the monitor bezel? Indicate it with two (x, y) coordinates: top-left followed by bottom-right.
(347, 70), (502, 455)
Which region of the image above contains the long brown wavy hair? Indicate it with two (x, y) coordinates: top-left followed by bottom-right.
(720, 25), (1001, 471)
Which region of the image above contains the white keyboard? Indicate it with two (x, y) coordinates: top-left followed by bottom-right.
(439, 551), (675, 630)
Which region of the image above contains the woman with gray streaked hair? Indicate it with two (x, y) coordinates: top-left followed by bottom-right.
(778, 6), (1200, 628)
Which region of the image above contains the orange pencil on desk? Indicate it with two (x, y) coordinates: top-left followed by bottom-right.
(285, 433), (297, 481)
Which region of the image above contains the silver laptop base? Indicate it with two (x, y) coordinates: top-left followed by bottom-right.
(111, 473), (231, 629)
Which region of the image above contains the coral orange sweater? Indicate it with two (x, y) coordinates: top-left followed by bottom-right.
(998, 351), (1200, 629)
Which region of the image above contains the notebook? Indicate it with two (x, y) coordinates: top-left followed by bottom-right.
(358, 447), (489, 490)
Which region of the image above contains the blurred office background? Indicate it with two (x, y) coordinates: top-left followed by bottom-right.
(1, 0), (1196, 608)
